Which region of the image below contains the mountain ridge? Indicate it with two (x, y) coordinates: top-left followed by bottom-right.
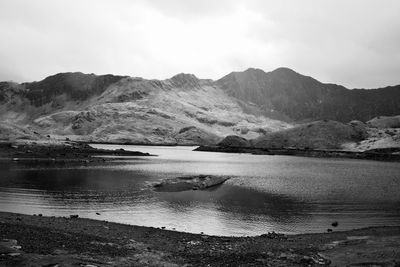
(0, 70), (291, 144)
(0, 67), (399, 145)
(217, 67), (400, 122)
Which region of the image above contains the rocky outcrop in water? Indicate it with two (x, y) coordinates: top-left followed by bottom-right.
(153, 175), (230, 192)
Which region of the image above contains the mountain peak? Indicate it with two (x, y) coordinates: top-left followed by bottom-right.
(243, 68), (266, 74)
(170, 73), (198, 80)
(169, 73), (199, 88)
(268, 68), (305, 80)
(272, 67), (297, 73)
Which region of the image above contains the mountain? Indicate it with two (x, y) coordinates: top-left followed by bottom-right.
(217, 68), (400, 122)
(0, 72), (290, 144)
(1, 67), (399, 145)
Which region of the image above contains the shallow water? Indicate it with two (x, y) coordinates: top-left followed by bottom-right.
(0, 145), (399, 236)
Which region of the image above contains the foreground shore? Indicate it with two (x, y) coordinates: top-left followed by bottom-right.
(0, 212), (399, 266)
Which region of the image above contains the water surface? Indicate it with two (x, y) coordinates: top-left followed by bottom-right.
(0, 145), (399, 236)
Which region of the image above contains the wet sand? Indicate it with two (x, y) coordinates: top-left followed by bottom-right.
(0, 212), (399, 266)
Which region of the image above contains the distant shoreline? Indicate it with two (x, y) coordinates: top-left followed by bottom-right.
(195, 145), (400, 162)
(86, 140), (198, 147)
(3, 139), (400, 163)
(0, 141), (154, 164)
(0, 211), (399, 266)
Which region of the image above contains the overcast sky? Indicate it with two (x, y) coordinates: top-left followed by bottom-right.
(0, 0), (399, 88)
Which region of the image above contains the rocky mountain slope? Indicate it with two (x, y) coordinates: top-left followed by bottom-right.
(213, 118), (400, 152)
(217, 68), (400, 122)
(1, 67), (399, 145)
(252, 120), (368, 150)
(0, 72), (290, 144)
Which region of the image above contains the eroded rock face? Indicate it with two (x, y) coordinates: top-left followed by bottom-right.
(153, 175), (230, 192)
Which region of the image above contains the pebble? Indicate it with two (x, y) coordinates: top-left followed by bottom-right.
(7, 252), (21, 257)
(53, 249), (68, 255)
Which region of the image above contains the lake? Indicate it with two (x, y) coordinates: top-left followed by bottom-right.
(0, 144), (399, 236)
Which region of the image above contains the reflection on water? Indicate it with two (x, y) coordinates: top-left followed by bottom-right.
(0, 145), (399, 236)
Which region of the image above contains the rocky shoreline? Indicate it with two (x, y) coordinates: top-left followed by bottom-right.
(194, 145), (400, 161)
(0, 141), (153, 163)
(0, 212), (399, 266)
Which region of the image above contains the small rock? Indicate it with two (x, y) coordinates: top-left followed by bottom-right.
(53, 249), (68, 255)
(331, 221), (338, 227)
(187, 241), (201, 246)
(7, 253), (21, 257)
(255, 258), (268, 264)
(96, 212), (101, 215)
(69, 214), (79, 219)
(0, 239), (21, 254)
(327, 228), (333, 232)
(38, 214), (42, 217)
(279, 252), (288, 259)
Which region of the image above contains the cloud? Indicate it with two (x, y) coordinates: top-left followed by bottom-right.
(0, 0), (399, 88)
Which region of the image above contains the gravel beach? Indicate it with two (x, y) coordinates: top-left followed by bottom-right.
(0, 212), (399, 266)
